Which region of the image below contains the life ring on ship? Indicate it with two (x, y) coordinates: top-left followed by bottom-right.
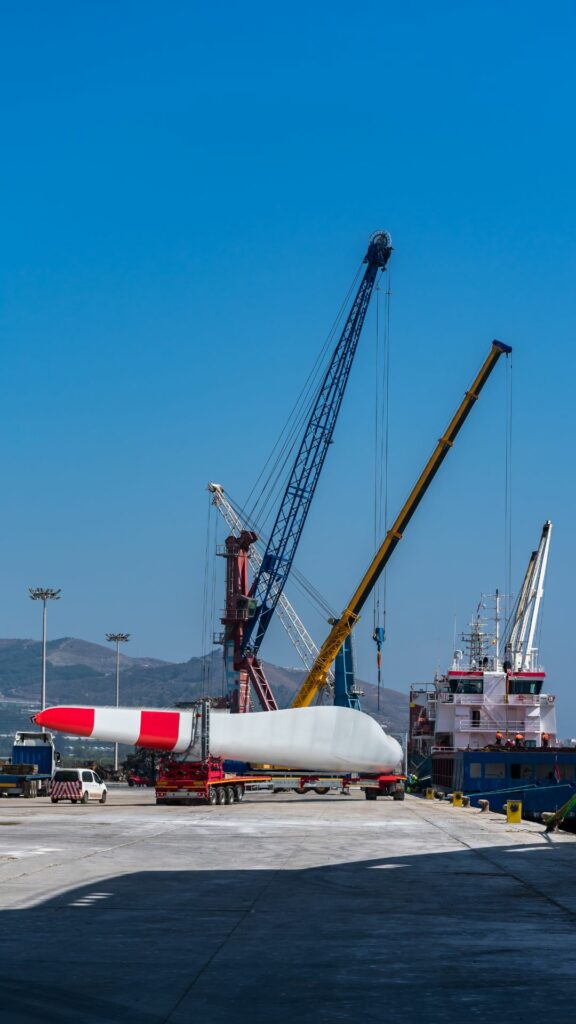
(547, 695), (554, 704)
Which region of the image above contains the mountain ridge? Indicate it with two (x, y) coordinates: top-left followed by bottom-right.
(0, 636), (408, 732)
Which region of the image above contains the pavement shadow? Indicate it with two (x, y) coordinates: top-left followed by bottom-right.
(1, 840), (575, 1024)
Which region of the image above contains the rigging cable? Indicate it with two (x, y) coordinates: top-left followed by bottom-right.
(207, 509), (220, 695)
(244, 265), (363, 531)
(372, 266), (392, 709)
(504, 351), (514, 630)
(227, 491), (336, 619)
(200, 491), (214, 695)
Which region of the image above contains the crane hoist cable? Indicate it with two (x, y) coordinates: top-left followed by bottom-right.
(372, 265), (392, 709)
(504, 351), (514, 627)
(291, 339), (513, 708)
(200, 492), (215, 695)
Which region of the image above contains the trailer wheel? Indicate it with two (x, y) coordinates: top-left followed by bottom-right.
(156, 797), (167, 805)
(234, 785), (244, 802)
(314, 787), (329, 795)
(207, 788), (217, 805)
(393, 789), (405, 801)
(223, 786), (234, 804)
(81, 791), (90, 804)
(364, 789), (378, 801)
(216, 787), (226, 805)
(51, 797), (58, 804)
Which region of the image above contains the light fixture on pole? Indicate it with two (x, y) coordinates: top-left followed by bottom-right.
(29, 588), (62, 712)
(106, 632), (130, 772)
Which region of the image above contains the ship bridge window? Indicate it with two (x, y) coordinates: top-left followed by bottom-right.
(510, 763), (533, 781)
(508, 678), (543, 695)
(449, 678), (483, 695)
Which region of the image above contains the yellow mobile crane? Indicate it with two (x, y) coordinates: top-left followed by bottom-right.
(292, 339), (512, 708)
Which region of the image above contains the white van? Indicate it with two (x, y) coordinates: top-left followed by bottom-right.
(51, 769), (107, 804)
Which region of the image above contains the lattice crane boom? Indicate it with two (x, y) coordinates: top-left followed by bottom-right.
(242, 231), (393, 659)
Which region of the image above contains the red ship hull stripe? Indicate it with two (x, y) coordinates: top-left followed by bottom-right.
(137, 711), (180, 750)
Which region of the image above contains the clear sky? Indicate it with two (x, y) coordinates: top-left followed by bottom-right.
(2, 3), (576, 727)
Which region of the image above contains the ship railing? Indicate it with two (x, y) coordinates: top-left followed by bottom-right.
(439, 693), (485, 704)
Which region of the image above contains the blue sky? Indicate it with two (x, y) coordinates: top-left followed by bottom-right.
(2, 3), (576, 727)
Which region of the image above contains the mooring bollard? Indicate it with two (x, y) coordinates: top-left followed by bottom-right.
(425, 787), (435, 800)
(478, 799), (490, 812)
(506, 800), (522, 824)
(452, 791), (463, 807)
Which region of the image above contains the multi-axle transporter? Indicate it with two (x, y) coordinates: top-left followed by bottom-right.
(153, 700), (405, 805)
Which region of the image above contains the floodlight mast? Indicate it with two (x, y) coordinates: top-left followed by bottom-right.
(29, 587), (61, 712)
(106, 632), (131, 772)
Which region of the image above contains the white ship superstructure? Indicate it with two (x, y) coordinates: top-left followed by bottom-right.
(409, 522), (556, 758)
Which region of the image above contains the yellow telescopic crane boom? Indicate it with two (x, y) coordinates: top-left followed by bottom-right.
(292, 339), (512, 708)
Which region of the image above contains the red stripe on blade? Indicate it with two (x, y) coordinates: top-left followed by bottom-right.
(34, 706), (95, 737)
(137, 711), (180, 751)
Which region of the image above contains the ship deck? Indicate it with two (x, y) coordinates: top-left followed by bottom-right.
(1, 788), (576, 1022)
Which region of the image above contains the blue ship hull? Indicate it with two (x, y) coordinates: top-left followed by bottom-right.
(431, 748), (576, 820)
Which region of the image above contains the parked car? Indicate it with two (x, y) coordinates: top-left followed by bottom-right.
(127, 772), (154, 788)
(51, 768), (107, 805)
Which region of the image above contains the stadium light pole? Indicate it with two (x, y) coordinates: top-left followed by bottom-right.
(29, 588), (61, 712)
(106, 632), (130, 772)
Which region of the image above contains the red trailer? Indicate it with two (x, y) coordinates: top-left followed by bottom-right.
(361, 773), (406, 800)
(155, 756), (270, 805)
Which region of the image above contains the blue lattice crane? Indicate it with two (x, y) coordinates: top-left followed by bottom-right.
(241, 231), (392, 677)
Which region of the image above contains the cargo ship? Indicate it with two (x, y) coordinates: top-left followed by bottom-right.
(408, 522), (576, 819)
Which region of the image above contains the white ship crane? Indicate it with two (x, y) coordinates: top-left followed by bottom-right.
(207, 483), (335, 691)
(504, 520), (552, 672)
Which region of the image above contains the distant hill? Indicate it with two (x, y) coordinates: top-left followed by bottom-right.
(0, 637), (408, 734)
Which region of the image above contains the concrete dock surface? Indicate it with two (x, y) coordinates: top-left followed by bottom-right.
(1, 789), (576, 1023)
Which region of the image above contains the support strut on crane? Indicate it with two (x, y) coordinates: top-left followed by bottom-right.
(292, 339), (513, 709)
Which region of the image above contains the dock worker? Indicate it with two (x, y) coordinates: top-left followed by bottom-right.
(495, 731), (503, 747)
(541, 732), (550, 749)
(514, 733), (524, 749)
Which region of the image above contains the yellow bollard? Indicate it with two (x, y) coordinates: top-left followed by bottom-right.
(425, 787), (435, 800)
(452, 791), (463, 807)
(506, 800), (522, 824)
